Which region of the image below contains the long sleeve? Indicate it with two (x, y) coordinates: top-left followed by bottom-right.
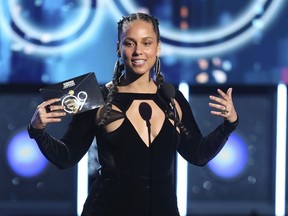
(27, 109), (97, 169)
(175, 90), (238, 166)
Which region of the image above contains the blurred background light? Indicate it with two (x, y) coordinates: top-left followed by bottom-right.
(275, 83), (287, 216)
(177, 82), (189, 216)
(187, 86), (277, 215)
(1, 0), (287, 85)
(0, 0), (105, 55)
(208, 133), (248, 179)
(108, 0), (285, 57)
(6, 129), (48, 178)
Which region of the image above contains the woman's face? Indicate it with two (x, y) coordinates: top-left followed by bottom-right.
(118, 20), (160, 77)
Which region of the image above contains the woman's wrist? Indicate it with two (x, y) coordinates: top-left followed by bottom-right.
(27, 123), (45, 138)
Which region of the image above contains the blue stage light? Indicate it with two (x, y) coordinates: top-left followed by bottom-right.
(107, 0), (285, 57)
(6, 130), (48, 178)
(0, 0), (105, 55)
(208, 133), (248, 179)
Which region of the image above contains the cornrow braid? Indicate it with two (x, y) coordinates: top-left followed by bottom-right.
(100, 12), (190, 138)
(117, 12), (160, 43)
(99, 13), (160, 127)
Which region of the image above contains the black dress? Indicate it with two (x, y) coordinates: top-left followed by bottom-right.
(28, 87), (238, 216)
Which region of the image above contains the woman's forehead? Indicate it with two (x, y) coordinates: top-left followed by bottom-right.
(120, 20), (156, 38)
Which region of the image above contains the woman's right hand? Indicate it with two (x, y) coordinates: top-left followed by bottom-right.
(30, 98), (66, 130)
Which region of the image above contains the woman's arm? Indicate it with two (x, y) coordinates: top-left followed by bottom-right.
(28, 109), (97, 169)
(175, 89), (239, 166)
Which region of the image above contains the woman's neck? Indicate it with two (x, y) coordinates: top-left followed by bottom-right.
(118, 73), (157, 93)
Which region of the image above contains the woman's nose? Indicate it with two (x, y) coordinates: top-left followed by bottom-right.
(134, 45), (143, 55)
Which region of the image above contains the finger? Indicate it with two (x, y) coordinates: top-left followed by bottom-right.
(46, 98), (61, 105)
(226, 88), (233, 99)
(48, 111), (66, 118)
(210, 110), (227, 118)
(209, 102), (226, 111)
(48, 105), (65, 112)
(38, 104), (51, 114)
(39, 98), (61, 108)
(38, 101), (48, 109)
(38, 105), (66, 120)
(38, 110), (66, 127)
(39, 117), (63, 127)
(50, 110), (66, 117)
(37, 105), (47, 113)
(217, 88), (229, 100)
(209, 95), (226, 105)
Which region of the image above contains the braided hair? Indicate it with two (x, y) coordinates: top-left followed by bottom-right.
(99, 13), (190, 137)
(99, 12), (163, 127)
(118, 13), (164, 87)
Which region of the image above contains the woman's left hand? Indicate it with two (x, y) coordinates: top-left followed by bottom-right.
(209, 88), (238, 123)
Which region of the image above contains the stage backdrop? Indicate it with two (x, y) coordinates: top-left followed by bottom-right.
(0, 85), (77, 216)
(186, 85), (276, 216)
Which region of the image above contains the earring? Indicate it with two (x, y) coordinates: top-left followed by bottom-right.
(114, 60), (120, 75)
(154, 56), (161, 77)
(113, 59), (124, 85)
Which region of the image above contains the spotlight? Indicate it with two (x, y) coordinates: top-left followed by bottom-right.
(6, 130), (48, 178)
(208, 133), (248, 180)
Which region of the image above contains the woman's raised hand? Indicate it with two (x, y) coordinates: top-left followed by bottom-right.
(209, 88), (238, 123)
(30, 98), (66, 129)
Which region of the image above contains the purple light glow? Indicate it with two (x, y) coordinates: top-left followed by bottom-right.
(6, 130), (48, 178)
(208, 133), (248, 179)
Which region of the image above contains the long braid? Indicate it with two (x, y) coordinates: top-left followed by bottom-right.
(155, 65), (191, 138)
(100, 12), (190, 137)
(167, 109), (191, 138)
(98, 60), (123, 127)
(99, 13), (159, 127)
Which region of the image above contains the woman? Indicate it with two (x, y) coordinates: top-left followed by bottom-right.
(28, 13), (238, 216)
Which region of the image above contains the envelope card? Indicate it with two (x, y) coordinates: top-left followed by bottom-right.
(39, 72), (104, 115)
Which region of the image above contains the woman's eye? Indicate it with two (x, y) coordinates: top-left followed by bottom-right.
(124, 41), (134, 47)
(144, 41), (151, 46)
